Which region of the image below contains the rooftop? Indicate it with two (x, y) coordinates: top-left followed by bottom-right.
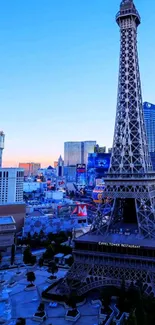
(0, 168), (24, 171)
(0, 266), (99, 325)
(0, 216), (15, 225)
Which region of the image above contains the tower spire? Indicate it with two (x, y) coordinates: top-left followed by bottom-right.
(91, 0), (155, 239)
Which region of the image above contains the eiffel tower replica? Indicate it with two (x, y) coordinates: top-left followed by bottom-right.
(47, 0), (155, 297)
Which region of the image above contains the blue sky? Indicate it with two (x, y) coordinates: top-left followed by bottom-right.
(1, 0), (155, 167)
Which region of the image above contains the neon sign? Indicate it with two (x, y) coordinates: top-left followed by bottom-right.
(98, 242), (140, 249)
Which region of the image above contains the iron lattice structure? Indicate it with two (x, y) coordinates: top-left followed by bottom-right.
(47, 0), (155, 298)
(91, 0), (155, 240)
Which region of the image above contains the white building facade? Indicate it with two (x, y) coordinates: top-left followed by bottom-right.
(0, 168), (24, 204)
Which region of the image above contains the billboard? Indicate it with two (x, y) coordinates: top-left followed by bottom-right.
(56, 177), (66, 190)
(76, 164), (86, 186)
(87, 153), (111, 187)
(77, 204), (87, 216)
(57, 203), (87, 217)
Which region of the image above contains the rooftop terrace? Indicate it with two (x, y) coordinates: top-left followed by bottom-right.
(0, 266), (100, 325)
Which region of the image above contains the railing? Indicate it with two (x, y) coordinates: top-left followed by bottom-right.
(74, 250), (155, 271)
(104, 172), (155, 179)
(116, 8), (141, 23)
(78, 278), (122, 295)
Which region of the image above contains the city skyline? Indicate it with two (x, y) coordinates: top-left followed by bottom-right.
(1, 0), (155, 167)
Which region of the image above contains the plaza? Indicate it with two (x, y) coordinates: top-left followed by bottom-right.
(0, 266), (99, 325)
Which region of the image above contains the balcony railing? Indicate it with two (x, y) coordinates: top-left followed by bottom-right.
(116, 8), (141, 23)
(74, 250), (155, 271)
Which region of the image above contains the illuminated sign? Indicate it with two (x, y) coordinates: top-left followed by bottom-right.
(76, 164), (86, 185)
(77, 164), (86, 169)
(78, 204), (87, 216)
(98, 242), (140, 249)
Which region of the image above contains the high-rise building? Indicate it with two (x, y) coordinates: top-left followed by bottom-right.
(19, 162), (41, 177)
(54, 161), (58, 168)
(143, 102), (155, 152)
(57, 155), (64, 177)
(64, 142), (83, 166)
(108, 148), (112, 153)
(0, 168), (24, 204)
(94, 145), (106, 153)
(143, 102), (155, 170)
(0, 132), (5, 167)
(64, 141), (96, 166)
(50, 0), (155, 297)
(83, 141), (96, 165)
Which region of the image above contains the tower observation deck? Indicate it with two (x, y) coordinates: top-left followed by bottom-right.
(46, 0), (155, 297)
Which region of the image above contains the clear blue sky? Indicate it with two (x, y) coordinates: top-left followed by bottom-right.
(1, 0), (155, 167)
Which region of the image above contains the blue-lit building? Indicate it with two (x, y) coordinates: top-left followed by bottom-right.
(143, 102), (155, 170)
(76, 164), (86, 187)
(87, 153), (111, 187)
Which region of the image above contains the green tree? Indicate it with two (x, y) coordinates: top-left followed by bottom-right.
(135, 290), (147, 325)
(11, 244), (16, 265)
(0, 252), (2, 264)
(67, 290), (78, 310)
(0, 252), (2, 265)
(33, 232), (38, 240)
(101, 292), (111, 311)
(43, 244), (55, 260)
(27, 271), (36, 285)
(127, 282), (137, 309)
(118, 278), (126, 312)
(37, 302), (45, 312)
(16, 318), (26, 325)
(144, 296), (155, 325)
(38, 257), (44, 267)
(136, 278), (144, 295)
(39, 230), (45, 239)
(27, 232), (32, 245)
(23, 246), (36, 265)
(127, 310), (137, 325)
(67, 256), (74, 267)
(48, 261), (58, 276)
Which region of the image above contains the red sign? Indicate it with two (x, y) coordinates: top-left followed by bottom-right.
(78, 204), (87, 216)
